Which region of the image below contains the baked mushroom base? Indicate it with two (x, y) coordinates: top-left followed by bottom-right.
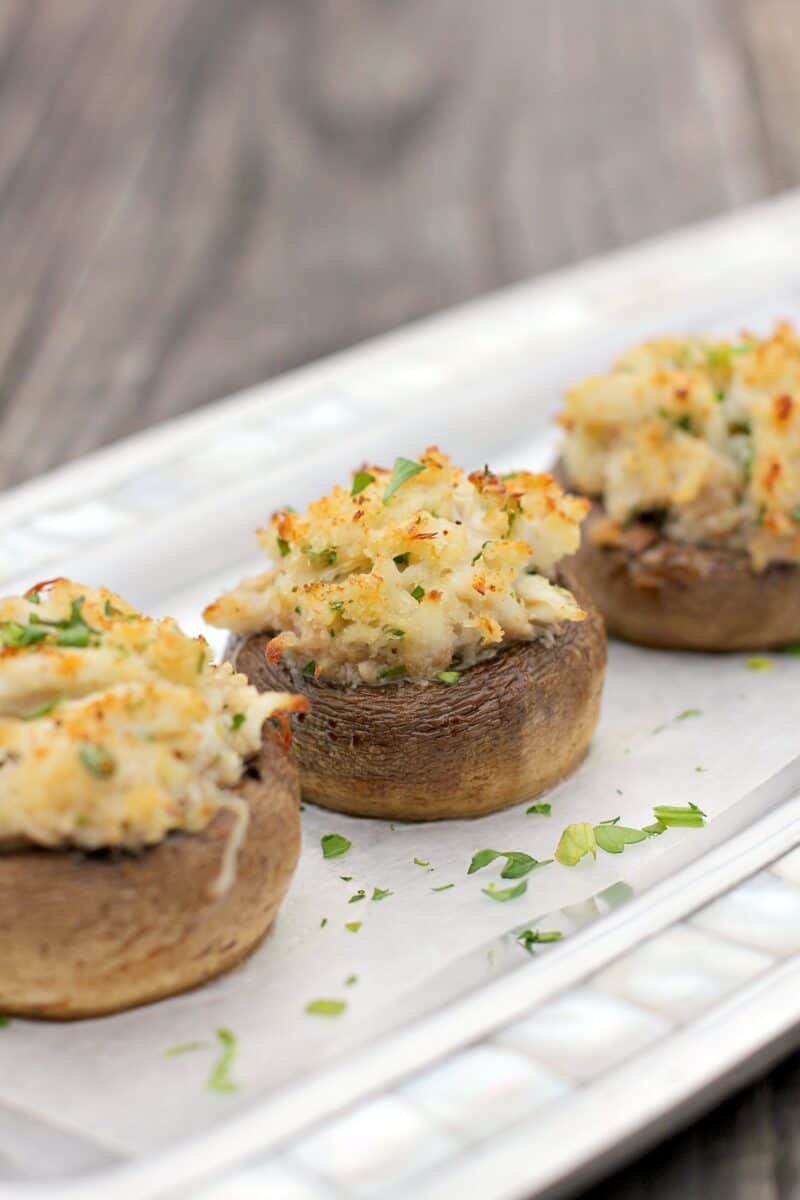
(568, 501), (800, 651)
(0, 735), (301, 1020)
(228, 571), (606, 821)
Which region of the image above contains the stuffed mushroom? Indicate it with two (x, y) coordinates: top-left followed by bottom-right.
(205, 448), (606, 820)
(0, 579), (306, 1019)
(558, 322), (800, 650)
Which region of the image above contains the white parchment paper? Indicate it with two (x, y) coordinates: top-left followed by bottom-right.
(1, 634), (797, 1156)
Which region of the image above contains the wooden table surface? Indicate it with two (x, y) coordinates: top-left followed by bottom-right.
(2, 2), (799, 1195)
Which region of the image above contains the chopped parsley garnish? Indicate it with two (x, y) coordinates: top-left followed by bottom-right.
(436, 670), (460, 685)
(468, 849), (551, 879)
(554, 822), (597, 866)
(47, 597), (99, 648)
(277, 538), (290, 557)
(517, 929), (563, 951)
(207, 1029), (238, 1093)
(230, 712), (246, 732)
(593, 823), (648, 854)
(320, 917), (328, 928)
(345, 920), (362, 932)
(432, 883), (454, 892)
(482, 880), (528, 902)
(383, 457), (426, 504)
(0, 1015), (10, 1027)
(386, 628), (405, 639)
(0, 621), (47, 648)
(377, 665), (406, 680)
(526, 802), (551, 816)
(746, 656), (773, 671)
(321, 833), (351, 859)
(393, 553), (410, 568)
(78, 743), (116, 779)
(345, 974), (358, 986)
(349, 890), (366, 903)
(24, 697), (62, 720)
(351, 471), (375, 496)
(163, 1041), (206, 1058)
(329, 600), (345, 612)
(411, 585), (425, 602)
(339, 875), (352, 881)
(676, 708), (702, 721)
(371, 886), (392, 901)
(306, 998), (347, 1017)
(780, 642), (800, 656)
(413, 857), (430, 867)
(302, 660), (317, 677)
(652, 803), (706, 828)
(303, 545), (337, 567)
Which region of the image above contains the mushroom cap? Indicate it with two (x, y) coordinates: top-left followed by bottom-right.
(568, 502), (800, 651)
(229, 569), (606, 820)
(0, 734), (300, 1019)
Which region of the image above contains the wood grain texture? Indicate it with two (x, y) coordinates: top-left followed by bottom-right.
(1, 0), (800, 1195)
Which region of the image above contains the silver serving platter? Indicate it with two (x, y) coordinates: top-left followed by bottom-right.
(2, 190), (800, 1200)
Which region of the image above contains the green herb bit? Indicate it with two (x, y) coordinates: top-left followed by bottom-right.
(383, 457), (426, 504)
(594, 823), (648, 854)
(339, 875), (353, 882)
(386, 628), (405, 639)
(436, 670), (460, 685)
(163, 1041), (206, 1058)
(746, 656), (774, 671)
(652, 803), (706, 828)
(469, 847), (547, 878)
(432, 883), (454, 892)
(349, 890), (366, 903)
(377, 665), (406, 680)
(329, 600), (345, 612)
(24, 697), (62, 720)
(0, 1015), (10, 1027)
(78, 743), (116, 779)
(676, 708), (702, 721)
(554, 822), (597, 866)
(320, 917), (328, 928)
(526, 802), (551, 816)
(345, 921), (362, 932)
(54, 598), (99, 648)
(306, 998), (347, 1017)
(371, 886), (392, 901)
(411, 585), (425, 602)
(780, 642), (800, 656)
(393, 552), (410, 568)
(517, 929), (563, 952)
(207, 1029), (238, 1093)
(230, 712), (246, 732)
(483, 880), (528, 902)
(792, 507), (800, 523)
(303, 660), (317, 677)
(1, 621), (48, 648)
(345, 974), (358, 986)
(351, 471), (375, 496)
(277, 537), (290, 558)
(321, 833), (351, 859)
(413, 857), (430, 867)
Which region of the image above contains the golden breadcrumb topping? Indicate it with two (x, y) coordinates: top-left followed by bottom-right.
(205, 447), (588, 684)
(0, 579), (303, 852)
(560, 322), (800, 570)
